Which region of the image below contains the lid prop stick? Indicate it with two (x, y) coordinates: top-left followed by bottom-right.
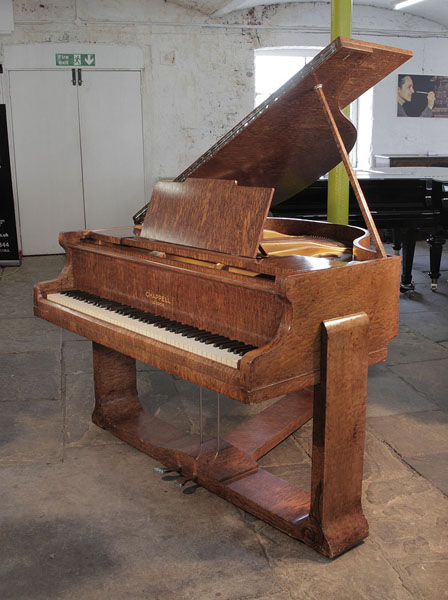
(314, 83), (387, 259)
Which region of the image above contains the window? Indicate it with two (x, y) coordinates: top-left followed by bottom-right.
(254, 47), (322, 107)
(254, 47), (373, 168)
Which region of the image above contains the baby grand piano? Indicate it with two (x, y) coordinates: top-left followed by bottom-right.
(34, 38), (412, 558)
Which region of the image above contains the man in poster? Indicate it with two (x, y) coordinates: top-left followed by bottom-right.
(397, 74), (435, 117)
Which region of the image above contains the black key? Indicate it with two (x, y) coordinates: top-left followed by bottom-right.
(138, 314), (161, 323)
(169, 324), (191, 333)
(215, 340), (245, 350)
(105, 302), (121, 311)
(84, 294), (100, 304)
(118, 308), (140, 316)
(174, 325), (193, 333)
(114, 304), (130, 311)
(182, 328), (206, 338)
(195, 332), (217, 342)
(124, 310), (143, 317)
(204, 336), (228, 345)
(233, 345), (257, 356)
(129, 311), (145, 319)
(163, 321), (183, 332)
(153, 319), (172, 328)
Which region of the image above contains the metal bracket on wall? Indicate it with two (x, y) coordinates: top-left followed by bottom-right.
(77, 69), (82, 86)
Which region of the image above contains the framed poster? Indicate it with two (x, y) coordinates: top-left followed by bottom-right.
(397, 74), (448, 118)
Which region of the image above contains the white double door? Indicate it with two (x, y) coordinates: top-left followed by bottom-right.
(9, 69), (145, 254)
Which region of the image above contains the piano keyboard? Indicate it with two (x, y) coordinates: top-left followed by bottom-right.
(47, 291), (258, 368)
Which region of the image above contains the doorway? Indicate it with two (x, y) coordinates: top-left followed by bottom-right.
(8, 68), (145, 255)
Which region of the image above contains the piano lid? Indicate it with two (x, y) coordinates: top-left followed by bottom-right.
(134, 37), (412, 224)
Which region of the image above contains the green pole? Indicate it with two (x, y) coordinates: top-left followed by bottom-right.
(327, 0), (352, 224)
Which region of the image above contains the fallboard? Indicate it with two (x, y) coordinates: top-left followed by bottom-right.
(70, 246), (285, 348)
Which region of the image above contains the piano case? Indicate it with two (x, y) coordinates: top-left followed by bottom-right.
(35, 37), (412, 558)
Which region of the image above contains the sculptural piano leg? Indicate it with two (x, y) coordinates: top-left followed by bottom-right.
(91, 342), (202, 471)
(89, 312), (370, 559)
(401, 227), (416, 297)
(306, 312), (369, 557)
(91, 343), (141, 429)
(427, 232), (446, 291)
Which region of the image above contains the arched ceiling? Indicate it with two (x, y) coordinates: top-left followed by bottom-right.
(169, 0), (448, 28)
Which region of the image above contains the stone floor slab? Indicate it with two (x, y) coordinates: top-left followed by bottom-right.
(65, 372), (122, 448)
(387, 325), (448, 365)
(367, 410), (448, 457)
(0, 316), (61, 353)
(0, 445), (281, 600)
(3, 254), (65, 284)
(392, 558), (448, 600)
(363, 430), (411, 483)
(403, 451), (448, 496)
(258, 435), (311, 468)
(366, 364), (438, 417)
(399, 310), (448, 342)
(0, 282), (35, 318)
(62, 340), (93, 374)
(0, 351), (61, 402)
(252, 525), (414, 600)
(0, 400), (63, 464)
(390, 359), (448, 411)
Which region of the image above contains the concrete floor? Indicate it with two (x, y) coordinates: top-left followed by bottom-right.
(1, 242), (447, 600)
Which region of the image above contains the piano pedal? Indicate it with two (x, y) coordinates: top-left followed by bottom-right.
(182, 482), (200, 495)
(154, 466), (180, 475)
(176, 476), (195, 488)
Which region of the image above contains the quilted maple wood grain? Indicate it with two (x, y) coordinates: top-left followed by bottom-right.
(33, 34), (412, 558)
(224, 390), (313, 460)
(308, 313), (370, 557)
(133, 38), (412, 224)
(34, 220), (400, 405)
(183, 38), (412, 208)
(77, 315), (370, 558)
(34, 222), (395, 556)
(141, 179), (273, 258)
(69, 243), (284, 349)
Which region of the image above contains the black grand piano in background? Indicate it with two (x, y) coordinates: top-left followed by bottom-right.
(273, 175), (448, 296)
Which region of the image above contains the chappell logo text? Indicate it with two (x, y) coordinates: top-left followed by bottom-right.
(145, 291), (172, 305)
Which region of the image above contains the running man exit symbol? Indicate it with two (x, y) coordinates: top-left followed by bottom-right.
(56, 54), (96, 66)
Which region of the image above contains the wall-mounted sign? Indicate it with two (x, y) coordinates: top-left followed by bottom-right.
(397, 74), (448, 118)
(56, 53), (96, 67)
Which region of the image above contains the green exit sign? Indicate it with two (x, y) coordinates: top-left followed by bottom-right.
(56, 53), (96, 66)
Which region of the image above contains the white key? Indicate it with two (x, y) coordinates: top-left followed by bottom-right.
(47, 293), (241, 368)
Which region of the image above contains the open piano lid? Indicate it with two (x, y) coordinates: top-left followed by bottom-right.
(134, 37), (412, 225)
